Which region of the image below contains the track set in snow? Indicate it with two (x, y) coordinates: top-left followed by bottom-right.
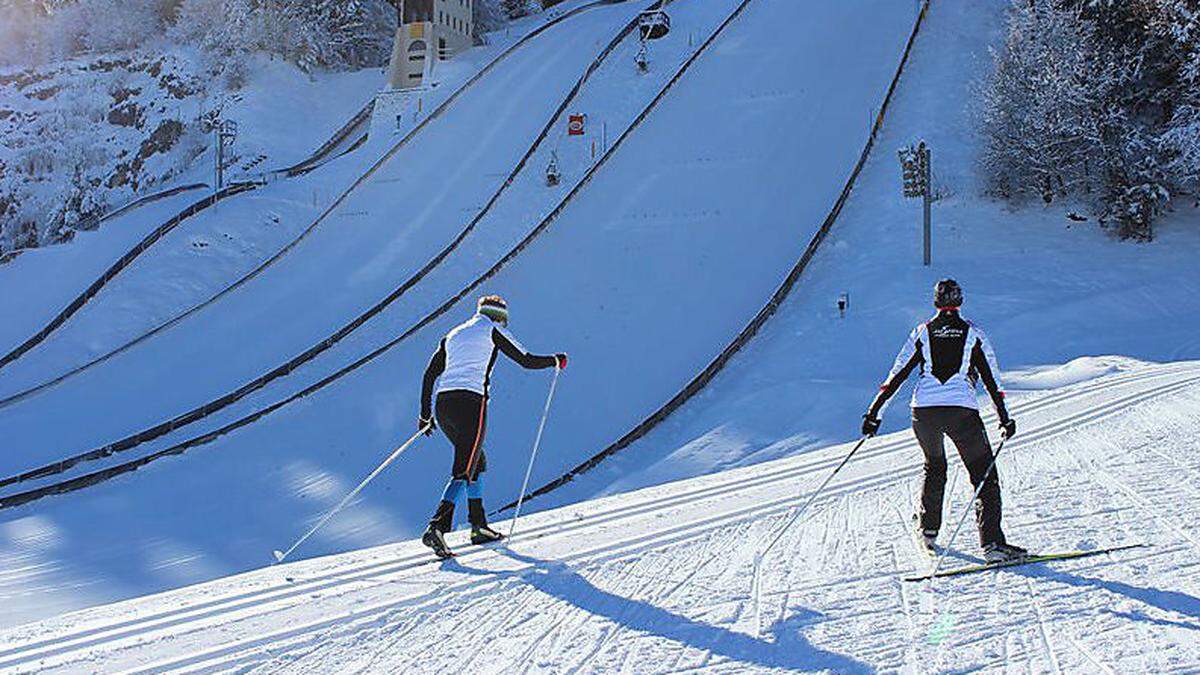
(2, 361), (1198, 672)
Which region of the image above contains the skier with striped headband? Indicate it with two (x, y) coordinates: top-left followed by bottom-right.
(419, 295), (567, 558)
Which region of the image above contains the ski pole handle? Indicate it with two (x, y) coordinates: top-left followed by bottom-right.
(273, 424), (430, 564)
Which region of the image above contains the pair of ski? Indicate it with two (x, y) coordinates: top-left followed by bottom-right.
(904, 538), (1146, 582)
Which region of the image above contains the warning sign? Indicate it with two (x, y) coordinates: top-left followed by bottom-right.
(568, 114), (585, 136)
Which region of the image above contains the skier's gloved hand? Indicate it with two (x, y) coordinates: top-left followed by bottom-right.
(861, 414), (881, 437)
(555, 353), (568, 370)
(999, 418), (1016, 440)
(419, 415), (436, 436)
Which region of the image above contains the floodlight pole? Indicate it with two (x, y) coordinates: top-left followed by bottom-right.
(921, 143), (932, 266)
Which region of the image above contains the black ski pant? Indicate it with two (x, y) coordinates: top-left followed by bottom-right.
(428, 389), (489, 532)
(437, 389), (488, 481)
(911, 406), (1006, 548)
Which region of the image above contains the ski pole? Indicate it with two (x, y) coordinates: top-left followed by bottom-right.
(272, 423), (430, 564)
(926, 434), (1010, 580)
(760, 434), (871, 560)
(508, 366), (561, 541)
(752, 434), (870, 634)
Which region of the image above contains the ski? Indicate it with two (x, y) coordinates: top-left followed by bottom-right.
(903, 543), (1146, 582)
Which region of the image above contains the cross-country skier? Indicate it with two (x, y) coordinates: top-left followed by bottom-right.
(862, 279), (1027, 563)
(418, 295), (567, 558)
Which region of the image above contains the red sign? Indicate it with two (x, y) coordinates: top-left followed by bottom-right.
(568, 114), (585, 136)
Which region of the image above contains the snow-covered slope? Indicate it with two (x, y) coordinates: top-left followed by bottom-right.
(0, 9), (563, 394)
(0, 0), (647, 460)
(0, 0), (923, 626)
(2, 360), (1197, 672)
(538, 0), (1200, 507)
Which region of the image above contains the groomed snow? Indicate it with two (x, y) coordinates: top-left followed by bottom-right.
(0, 0), (923, 618)
(1, 360), (1197, 672)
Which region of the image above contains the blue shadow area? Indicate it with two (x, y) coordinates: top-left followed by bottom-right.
(448, 547), (870, 672)
(1011, 559), (1200, 631)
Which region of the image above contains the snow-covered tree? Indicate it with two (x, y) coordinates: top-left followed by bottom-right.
(981, 0), (1200, 240)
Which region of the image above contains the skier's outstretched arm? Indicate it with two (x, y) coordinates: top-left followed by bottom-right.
(863, 326), (923, 434)
(420, 339), (447, 433)
(492, 327), (564, 370)
(970, 330), (1015, 438)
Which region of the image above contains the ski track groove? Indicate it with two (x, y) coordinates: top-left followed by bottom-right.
(4, 364), (1199, 673)
(1065, 424), (1200, 672)
(1024, 575), (1063, 674)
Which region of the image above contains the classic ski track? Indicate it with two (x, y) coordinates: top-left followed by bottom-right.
(124, 396), (1200, 667)
(9, 365), (1192, 664)
(3, 364), (1197, 672)
(0, 0), (758, 504)
(0, 0), (620, 410)
(1024, 575), (1063, 674)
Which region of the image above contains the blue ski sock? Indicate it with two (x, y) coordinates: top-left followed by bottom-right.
(466, 476), (484, 501)
(440, 479), (466, 504)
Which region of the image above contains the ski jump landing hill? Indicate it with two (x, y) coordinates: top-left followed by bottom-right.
(0, 0), (925, 624)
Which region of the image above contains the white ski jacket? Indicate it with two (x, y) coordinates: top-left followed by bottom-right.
(421, 314), (557, 416)
(868, 310), (1010, 421)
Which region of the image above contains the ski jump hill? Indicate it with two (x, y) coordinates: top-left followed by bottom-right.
(2, 0), (1200, 671)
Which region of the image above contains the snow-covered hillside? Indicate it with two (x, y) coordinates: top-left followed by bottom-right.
(0, 48), (382, 255)
(2, 360), (1197, 672)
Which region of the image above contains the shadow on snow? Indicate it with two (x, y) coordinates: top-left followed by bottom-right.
(447, 547), (870, 672)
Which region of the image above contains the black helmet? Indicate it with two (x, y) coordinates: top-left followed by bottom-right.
(933, 279), (963, 309)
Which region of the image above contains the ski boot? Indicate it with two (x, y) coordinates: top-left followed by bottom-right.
(912, 515), (937, 555)
(919, 528), (939, 555)
(983, 541), (1028, 563)
(423, 500), (456, 559)
(468, 498), (505, 546)
(422, 525), (455, 559)
(471, 525), (505, 545)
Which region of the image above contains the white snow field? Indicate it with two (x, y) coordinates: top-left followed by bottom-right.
(0, 0), (926, 627)
(1, 360), (1198, 672)
(550, 0), (1200, 505)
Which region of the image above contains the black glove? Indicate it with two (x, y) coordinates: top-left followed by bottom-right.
(1000, 418), (1016, 440)
(419, 415), (436, 436)
(861, 414), (881, 437)
(555, 353), (568, 370)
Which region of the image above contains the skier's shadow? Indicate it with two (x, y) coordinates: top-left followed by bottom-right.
(1008, 563), (1200, 631)
(444, 547), (869, 672)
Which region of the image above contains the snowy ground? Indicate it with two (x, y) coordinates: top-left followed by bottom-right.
(2, 359), (1197, 673)
(0, 0), (921, 588)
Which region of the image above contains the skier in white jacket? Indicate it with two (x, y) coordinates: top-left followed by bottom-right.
(418, 295), (566, 558)
(863, 279), (1026, 562)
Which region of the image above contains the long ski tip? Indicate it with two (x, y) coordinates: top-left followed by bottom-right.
(272, 550), (286, 563)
